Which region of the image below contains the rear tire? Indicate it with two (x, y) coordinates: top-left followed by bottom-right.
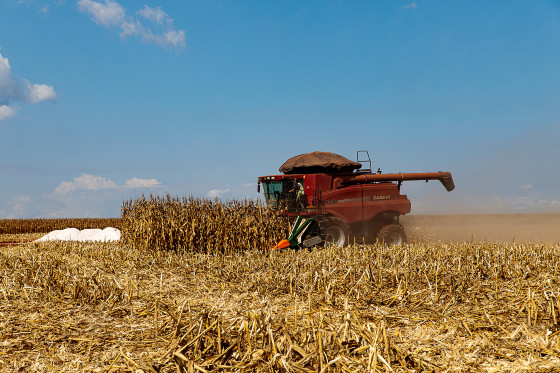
(377, 224), (407, 245)
(322, 219), (350, 247)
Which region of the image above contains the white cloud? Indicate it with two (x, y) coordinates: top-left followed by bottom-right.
(25, 81), (57, 103)
(0, 105), (18, 121)
(207, 187), (231, 199)
(46, 174), (161, 217)
(518, 184), (533, 190)
(124, 177), (161, 188)
(54, 173), (163, 194)
(11, 195), (31, 216)
(0, 50), (56, 121)
(138, 29), (186, 49)
(400, 3), (418, 10)
(471, 195), (560, 213)
(538, 199), (560, 207)
(156, 30), (185, 49)
(77, 0), (125, 27)
(55, 173), (118, 194)
(412, 189), (560, 214)
(78, 1), (186, 49)
(138, 5), (169, 25)
(242, 182), (256, 188)
(0, 52), (20, 101)
(0, 195), (31, 218)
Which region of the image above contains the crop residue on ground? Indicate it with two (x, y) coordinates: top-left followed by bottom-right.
(1, 239), (560, 372)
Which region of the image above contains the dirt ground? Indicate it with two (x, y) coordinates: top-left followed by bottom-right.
(402, 213), (560, 244)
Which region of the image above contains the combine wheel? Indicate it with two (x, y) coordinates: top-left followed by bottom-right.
(322, 219), (350, 247)
(377, 224), (407, 245)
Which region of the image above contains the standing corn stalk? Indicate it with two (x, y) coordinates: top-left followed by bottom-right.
(121, 194), (290, 253)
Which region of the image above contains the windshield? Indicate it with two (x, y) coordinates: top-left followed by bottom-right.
(262, 181), (283, 209)
(262, 179), (306, 211)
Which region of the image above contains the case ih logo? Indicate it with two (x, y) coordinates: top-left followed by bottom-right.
(325, 195), (391, 204)
(371, 195), (391, 201)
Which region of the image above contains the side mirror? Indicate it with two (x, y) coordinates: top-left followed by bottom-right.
(257, 182), (260, 193)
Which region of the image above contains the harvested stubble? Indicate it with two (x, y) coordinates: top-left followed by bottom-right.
(2, 238), (560, 372)
(0, 232), (44, 243)
(121, 195), (290, 253)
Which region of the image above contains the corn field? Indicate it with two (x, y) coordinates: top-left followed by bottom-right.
(2, 203), (560, 372)
(121, 194), (290, 253)
(0, 218), (123, 235)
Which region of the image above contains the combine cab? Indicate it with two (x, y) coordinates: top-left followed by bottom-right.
(258, 151), (454, 249)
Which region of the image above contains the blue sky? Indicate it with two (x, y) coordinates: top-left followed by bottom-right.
(1, 0), (559, 218)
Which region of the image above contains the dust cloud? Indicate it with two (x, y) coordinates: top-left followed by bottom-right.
(401, 213), (560, 244)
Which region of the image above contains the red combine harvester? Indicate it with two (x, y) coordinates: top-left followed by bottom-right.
(258, 151), (455, 249)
